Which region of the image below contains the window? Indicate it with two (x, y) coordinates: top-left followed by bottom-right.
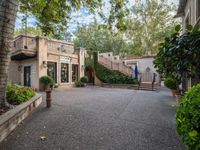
(61, 63), (69, 83)
(47, 62), (57, 83)
(72, 64), (78, 82)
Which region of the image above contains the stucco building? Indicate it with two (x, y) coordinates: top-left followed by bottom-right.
(176, 0), (200, 28)
(8, 34), (85, 90)
(121, 56), (160, 83)
(176, 0), (200, 88)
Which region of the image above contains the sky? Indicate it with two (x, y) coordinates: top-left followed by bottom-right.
(15, 0), (179, 34)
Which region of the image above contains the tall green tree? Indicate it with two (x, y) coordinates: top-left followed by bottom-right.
(126, 0), (177, 56)
(74, 23), (130, 56)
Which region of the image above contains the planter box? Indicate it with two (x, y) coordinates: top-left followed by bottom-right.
(0, 94), (42, 143)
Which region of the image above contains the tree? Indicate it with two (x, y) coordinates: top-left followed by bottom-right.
(125, 0), (177, 56)
(74, 23), (130, 55)
(154, 25), (200, 92)
(14, 27), (42, 36)
(0, 0), (18, 106)
(99, 0), (129, 31)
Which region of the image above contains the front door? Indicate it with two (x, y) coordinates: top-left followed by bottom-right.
(24, 66), (31, 87)
(47, 62), (57, 83)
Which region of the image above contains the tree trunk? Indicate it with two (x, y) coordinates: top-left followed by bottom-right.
(0, 0), (18, 106)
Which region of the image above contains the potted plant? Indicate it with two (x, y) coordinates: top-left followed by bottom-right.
(80, 76), (89, 86)
(164, 77), (178, 96)
(40, 76), (53, 91)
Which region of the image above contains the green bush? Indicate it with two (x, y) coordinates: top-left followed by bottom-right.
(6, 82), (35, 105)
(164, 77), (177, 90)
(176, 84), (200, 150)
(80, 76), (89, 83)
(40, 76), (53, 86)
(95, 63), (137, 84)
(75, 80), (85, 87)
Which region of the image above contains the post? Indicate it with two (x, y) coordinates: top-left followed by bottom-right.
(46, 89), (52, 108)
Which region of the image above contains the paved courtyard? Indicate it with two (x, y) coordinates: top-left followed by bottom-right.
(0, 86), (185, 150)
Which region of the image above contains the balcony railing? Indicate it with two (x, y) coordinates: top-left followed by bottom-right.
(11, 35), (37, 60)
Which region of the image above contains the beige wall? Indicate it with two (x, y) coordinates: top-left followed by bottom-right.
(123, 57), (156, 73)
(8, 61), (21, 84)
(123, 57), (159, 82)
(36, 37), (48, 90)
(8, 59), (38, 89)
(77, 48), (85, 79)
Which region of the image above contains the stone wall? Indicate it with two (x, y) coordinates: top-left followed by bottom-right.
(0, 94), (42, 143)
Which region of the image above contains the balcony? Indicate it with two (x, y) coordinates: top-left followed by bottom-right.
(11, 35), (37, 60)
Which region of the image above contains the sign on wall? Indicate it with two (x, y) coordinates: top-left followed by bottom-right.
(60, 56), (71, 63)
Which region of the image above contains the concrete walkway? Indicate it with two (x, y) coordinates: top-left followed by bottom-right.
(0, 86), (185, 150)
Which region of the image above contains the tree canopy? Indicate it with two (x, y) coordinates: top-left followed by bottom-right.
(154, 25), (200, 86)
(74, 23), (130, 56)
(74, 0), (178, 56)
(125, 0), (177, 56)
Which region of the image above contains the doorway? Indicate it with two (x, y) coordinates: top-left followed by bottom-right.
(47, 62), (57, 83)
(24, 66), (31, 87)
(85, 66), (94, 84)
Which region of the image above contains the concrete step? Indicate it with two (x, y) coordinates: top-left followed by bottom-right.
(138, 82), (158, 91)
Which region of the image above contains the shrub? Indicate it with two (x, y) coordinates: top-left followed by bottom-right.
(176, 84), (200, 149)
(6, 82), (35, 105)
(40, 76), (53, 86)
(164, 77), (177, 90)
(95, 63), (137, 84)
(75, 80), (85, 87)
(80, 76), (89, 83)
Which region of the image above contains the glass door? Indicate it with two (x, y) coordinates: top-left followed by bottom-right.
(61, 63), (69, 83)
(72, 64), (78, 82)
(47, 62), (57, 83)
(24, 66), (31, 87)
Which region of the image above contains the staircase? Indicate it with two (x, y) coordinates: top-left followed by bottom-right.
(98, 55), (133, 77)
(138, 82), (158, 91)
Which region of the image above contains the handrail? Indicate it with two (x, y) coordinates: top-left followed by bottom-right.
(98, 56), (133, 76)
